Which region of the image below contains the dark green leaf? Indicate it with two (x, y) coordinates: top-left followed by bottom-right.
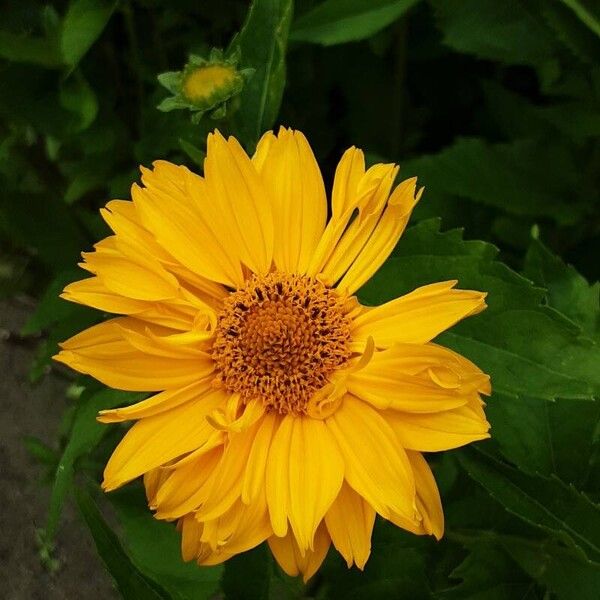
(45, 388), (144, 544)
(401, 138), (585, 225)
(109, 486), (223, 600)
(438, 540), (535, 599)
(360, 220), (600, 402)
(0, 30), (62, 67)
(524, 239), (600, 341)
(76, 487), (168, 599)
(61, 0), (116, 68)
(487, 393), (600, 489)
(500, 535), (600, 600)
(429, 0), (558, 66)
(459, 447), (600, 563)
(230, 0), (293, 150)
(321, 522), (432, 599)
(222, 544), (272, 600)
(291, 0), (420, 46)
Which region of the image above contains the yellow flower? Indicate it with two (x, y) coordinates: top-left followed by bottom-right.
(55, 128), (491, 581)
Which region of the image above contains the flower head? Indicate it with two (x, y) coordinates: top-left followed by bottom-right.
(55, 128), (491, 581)
(157, 48), (253, 122)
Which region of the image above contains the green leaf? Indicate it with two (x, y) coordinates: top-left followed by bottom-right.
(22, 270), (86, 335)
(0, 30), (62, 67)
(75, 487), (168, 599)
(222, 544), (272, 599)
(0, 191), (88, 269)
(539, 0), (600, 64)
(360, 220), (600, 402)
(401, 138), (585, 225)
(44, 388), (145, 544)
(438, 540), (535, 599)
(109, 486), (223, 600)
(500, 534), (600, 600)
(61, 0), (116, 68)
(59, 73), (99, 132)
(487, 393), (600, 489)
(483, 80), (600, 142)
(230, 0), (293, 150)
(429, 0), (559, 67)
(321, 523), (432, 599)
(178, 139), (206, 166)
(290, 0), (420, 46)
(459, 447), (600, 563)
(558, 0), (600, 38)
(524, 239), (600, 341)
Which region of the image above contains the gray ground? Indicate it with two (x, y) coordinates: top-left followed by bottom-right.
(1, 299), (116, 599)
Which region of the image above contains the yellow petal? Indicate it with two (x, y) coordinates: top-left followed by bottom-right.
(61, 276), (150, 314)
(337, 177), (422, 294)
(331, 146), (366, 217)
(54, 318), (213, 391)
(204, 131), (273, 275)
(268, 522), (331, 583)
(307, 147), (365, 277)
(287, 417), (345, 552)
(98, 378), (213, 423)
(347, 342), (489, 413)
(255, 128), (327, 273)
(265, 415), (293, 537)
(242, 412), (279, 505)
(326, 395), (416, 520)
(320, 164), (398, 285)
(324, 482), (375, 569)
(385, 402), (491, 452)
(196, 417), (264, 521)
(133, 162), (244, 287)
(197, 491), (272, 560)
(351, 281), (487, 347)
(102, 390), (226, 491)
(153, 447), (223, 519)
(81, 248), (180, 302)
(180, 514), (204, 562)
(408, 451), (444, 539)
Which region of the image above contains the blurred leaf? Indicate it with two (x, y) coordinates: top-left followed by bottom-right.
(429, 0), (558, 67)
(22, 270), (85, 335)
(291, 0), (420, 46)
(558, 0), (600, 38)
(539, 0), (600, 64)
(401, 138), (585, 225)
(0, 30), (61, 67)
(59, 74), (99, 132)
(44, 387), (144, 544)
(459, 447), (600, 563)
(21, 271), (99, 381)
(361, 220), (600, 402)
(0, 192), (87, 269)
(61, 0), (116, 69)
(222, 544), (272, 599)
(483, 80), (600, 142)
(524, 239), (600, 340)
(179, 139), (206, 166)
(230, 0), (293, 150)
(24, 436), (58, 466)
(110, 486), (223, 600)
(76, 487), (168, 599)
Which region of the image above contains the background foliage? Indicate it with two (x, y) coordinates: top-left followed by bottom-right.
(2, 0), (599, 598)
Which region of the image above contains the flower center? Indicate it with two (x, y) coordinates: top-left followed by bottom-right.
(211, 272), (352, 415)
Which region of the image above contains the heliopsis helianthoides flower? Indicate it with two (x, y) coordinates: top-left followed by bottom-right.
(54, 128), (491, 581)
